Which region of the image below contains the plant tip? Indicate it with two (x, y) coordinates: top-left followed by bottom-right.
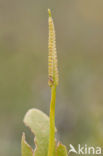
(48, 9), (52, 17)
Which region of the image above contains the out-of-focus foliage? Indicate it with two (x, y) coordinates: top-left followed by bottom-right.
(22, 108), (68, 156)
(0, 0), (103, 156)
(24, 108), (50, 156)
(56, 144), (68, 156)
(22, 133), (33, 156)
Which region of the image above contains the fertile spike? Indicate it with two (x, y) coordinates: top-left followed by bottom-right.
(48, 9), (59, 87)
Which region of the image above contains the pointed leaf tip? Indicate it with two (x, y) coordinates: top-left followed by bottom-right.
(21, 133), (33, 156)
(56, 143), (68, 156)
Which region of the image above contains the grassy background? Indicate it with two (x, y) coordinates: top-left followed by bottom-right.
(0, 0), (103, 155)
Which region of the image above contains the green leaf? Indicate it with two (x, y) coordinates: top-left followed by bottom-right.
(56, 143), (68, 156)
(21, 133), (33, 156)
(24, 108), (50, 156)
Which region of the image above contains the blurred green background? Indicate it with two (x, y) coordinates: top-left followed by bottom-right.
(0, 0), (103, 155)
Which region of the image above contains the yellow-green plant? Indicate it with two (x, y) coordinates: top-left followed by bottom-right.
(48, 9), (58, 156)
(21, 9), (68, 156)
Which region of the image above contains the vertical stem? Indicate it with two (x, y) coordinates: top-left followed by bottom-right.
(48, 85), (56, 156)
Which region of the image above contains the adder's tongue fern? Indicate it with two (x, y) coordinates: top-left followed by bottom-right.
(48, 9), (59, 156)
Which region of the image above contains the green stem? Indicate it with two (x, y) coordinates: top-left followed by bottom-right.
(48, 85), (56, 156)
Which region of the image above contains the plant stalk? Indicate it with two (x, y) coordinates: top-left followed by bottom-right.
(48, 85), (56, 156)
